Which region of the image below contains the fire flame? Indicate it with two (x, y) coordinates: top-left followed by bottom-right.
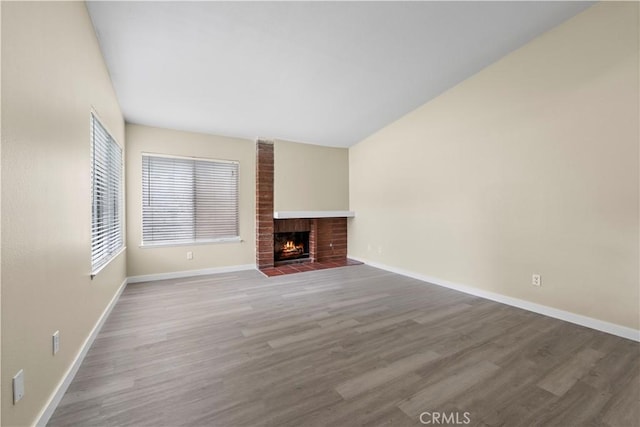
(282, 240), (304, 254)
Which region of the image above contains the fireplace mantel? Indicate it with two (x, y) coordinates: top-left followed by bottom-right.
(273, 211), (355, 219)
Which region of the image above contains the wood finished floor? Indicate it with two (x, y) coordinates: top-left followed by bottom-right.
(49, 265), (639, 426)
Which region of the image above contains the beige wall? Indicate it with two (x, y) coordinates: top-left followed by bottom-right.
(274, 139), (349, 212)
(349, 2), (640, 330)
(1, 2), (126, 426)
(126, 124), (255, 277)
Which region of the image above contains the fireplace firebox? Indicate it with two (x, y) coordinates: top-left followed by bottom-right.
(274, 231), (310, 263)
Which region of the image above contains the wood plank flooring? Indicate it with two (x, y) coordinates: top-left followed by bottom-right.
(48, 265), (639, 426)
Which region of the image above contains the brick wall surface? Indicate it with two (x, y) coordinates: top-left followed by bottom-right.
(313, 218), (347, 262)
(274, 219), (311, 233)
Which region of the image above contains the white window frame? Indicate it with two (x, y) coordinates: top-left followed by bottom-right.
(90, 113), (124, 277)
(141, 153), (240, 247)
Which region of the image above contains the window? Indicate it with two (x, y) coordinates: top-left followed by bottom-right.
(142, 154), (239, 245)
(91, 114), (123, 274)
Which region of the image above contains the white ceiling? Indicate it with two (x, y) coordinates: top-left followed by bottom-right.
(87, 1), (593, 147)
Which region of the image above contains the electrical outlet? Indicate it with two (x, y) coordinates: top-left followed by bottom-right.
(13, 370), (24, 404)
(532, 274), (541, 287)
(187, 251), (193, 260)
(53, 331), (60, 355)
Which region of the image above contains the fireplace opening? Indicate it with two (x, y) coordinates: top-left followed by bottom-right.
(274, 231), (310, 263)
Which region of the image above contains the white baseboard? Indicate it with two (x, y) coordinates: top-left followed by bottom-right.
(350, 256), (640, 342)
(127, 264), (256, 284)
(35, 277), (128, 427)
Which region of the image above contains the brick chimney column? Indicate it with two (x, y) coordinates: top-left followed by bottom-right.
(256, 140), (274, 268)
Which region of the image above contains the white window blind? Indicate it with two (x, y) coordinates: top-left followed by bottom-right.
(142, 154), (239, 245)
(91, 114), (123, 273)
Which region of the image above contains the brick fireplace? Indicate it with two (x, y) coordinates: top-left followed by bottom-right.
(273, 217), (347, 266)
(255, 140), (350, 271)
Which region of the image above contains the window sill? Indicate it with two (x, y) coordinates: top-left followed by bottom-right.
(91, 246), (126, 279)
(139, 237), (243, 249)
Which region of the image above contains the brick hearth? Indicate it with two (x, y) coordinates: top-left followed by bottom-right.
(260, 258), (363, 277)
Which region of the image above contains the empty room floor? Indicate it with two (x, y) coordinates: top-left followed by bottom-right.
(48, 266), (639, 426)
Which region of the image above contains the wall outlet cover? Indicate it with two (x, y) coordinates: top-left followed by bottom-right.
(532, 274), (541, 287)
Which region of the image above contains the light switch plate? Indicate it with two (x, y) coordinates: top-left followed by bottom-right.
(53, 330), (60, 355)
(13, 369), (25, 404)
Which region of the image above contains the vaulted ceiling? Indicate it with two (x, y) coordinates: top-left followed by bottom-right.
(87, 1), (593, 147)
